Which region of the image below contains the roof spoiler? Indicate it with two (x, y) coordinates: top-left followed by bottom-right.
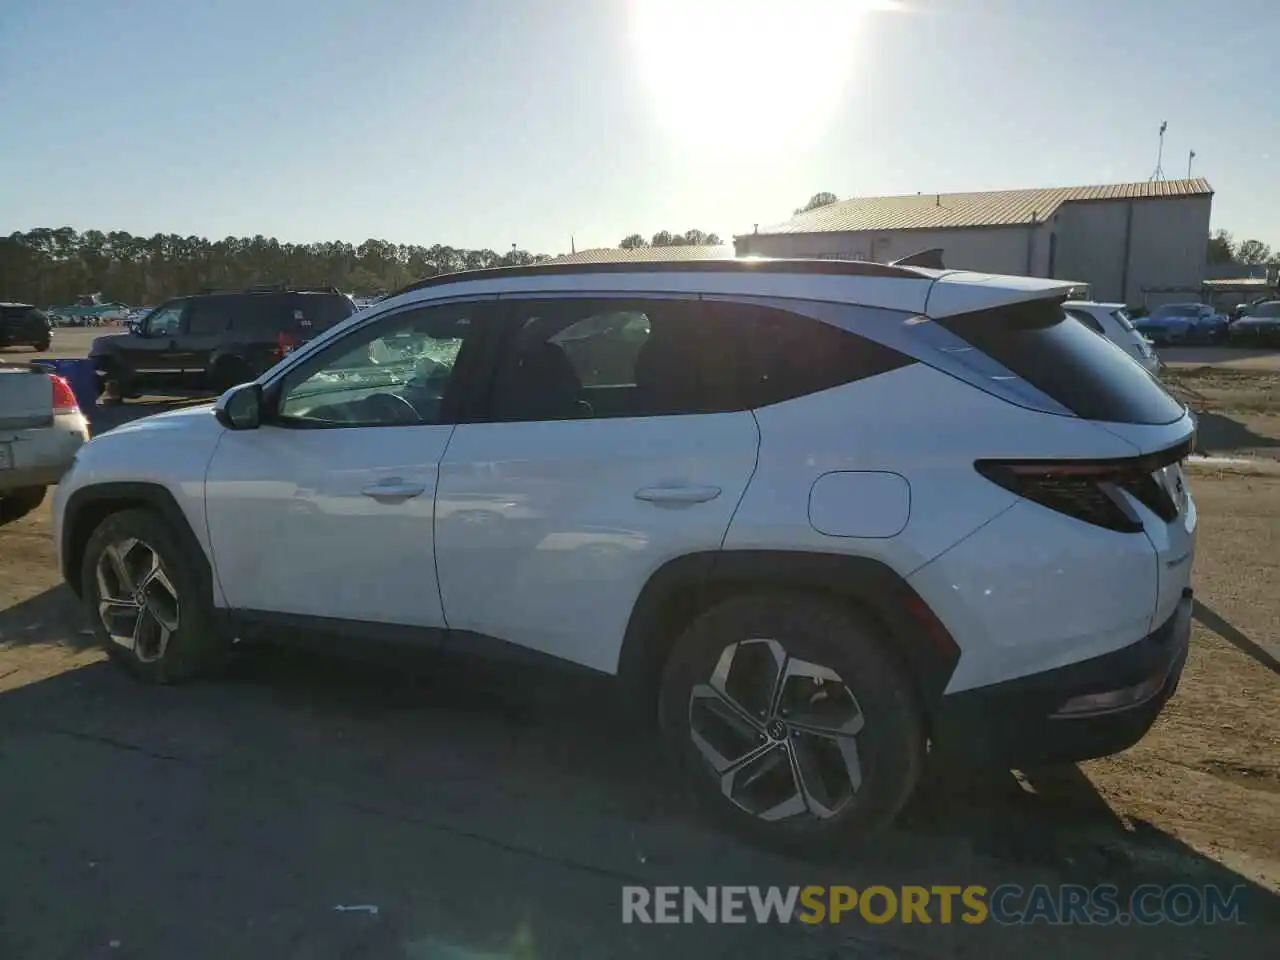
(892, 248), (945, 269)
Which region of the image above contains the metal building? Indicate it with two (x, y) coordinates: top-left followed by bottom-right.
(735, 179), (1214, 306)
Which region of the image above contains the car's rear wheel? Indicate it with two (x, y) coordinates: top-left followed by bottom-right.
(33, 337), (50, 352)
(658, 593), (924, 857)
(212, 356), (251, 392)
(81, 508), (228, 683)
(0, 486), (47, 526)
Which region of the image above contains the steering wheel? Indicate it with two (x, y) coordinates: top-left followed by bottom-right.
(359, 391), (421, 424)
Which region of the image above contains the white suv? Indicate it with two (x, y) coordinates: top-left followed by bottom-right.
(53, 259), (1196, 855)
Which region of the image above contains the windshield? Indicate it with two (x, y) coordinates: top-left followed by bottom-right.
(1247, 302), (1280, 318)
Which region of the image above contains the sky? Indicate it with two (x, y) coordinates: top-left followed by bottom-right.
(1, 0), (1276, 256)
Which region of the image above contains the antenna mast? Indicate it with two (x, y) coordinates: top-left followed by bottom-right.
(1149, 121), (1168, 182)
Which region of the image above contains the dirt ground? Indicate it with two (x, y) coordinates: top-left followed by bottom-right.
(1164, 364), (1280, 462)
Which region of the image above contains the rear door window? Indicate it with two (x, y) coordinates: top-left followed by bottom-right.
(226, 296), (283, 334)
(935, 298), (1184, 424)
(484, 298), (916, 422)
(185, 297), (238, 335)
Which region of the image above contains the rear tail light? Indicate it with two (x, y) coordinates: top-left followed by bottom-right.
(50, 374), (80, 412)
(976, 440), (1191, 533)
(276, 331), (299, 359)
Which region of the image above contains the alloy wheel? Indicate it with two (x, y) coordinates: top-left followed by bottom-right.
(95, 538), (181, 663)
(688, 638), (865, 822)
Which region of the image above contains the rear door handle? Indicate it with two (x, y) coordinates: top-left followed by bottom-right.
(361, 479), (427, 503)
(634, 485), (722, 505)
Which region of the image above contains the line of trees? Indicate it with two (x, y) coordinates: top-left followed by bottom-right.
(1207, 229), (1279, 266)
(618, 229), (723, 249)
(0, 227), (553, 307)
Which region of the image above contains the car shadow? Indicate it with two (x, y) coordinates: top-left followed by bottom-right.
(0, 584), (96, 651)
(1193, 410), (1280, 458)
(3, 622), (1278, 939)
(1193, 599), (1280, 676)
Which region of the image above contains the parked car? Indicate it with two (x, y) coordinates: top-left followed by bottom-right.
(1133, 303), (1228, 345)
(1228, 300), (1280, 347)
(0, 360), (89, 524)
(1063, 300), (1159, 374)
(89, 285), (356, 402)
(0, 302), (53, 352)
(53, 258), (1196, 855)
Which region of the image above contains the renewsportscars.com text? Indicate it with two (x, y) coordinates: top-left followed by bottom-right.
(621, 884), (1246, 926)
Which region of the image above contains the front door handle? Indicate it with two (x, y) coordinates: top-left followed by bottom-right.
(361, 479), (427, 503)
(634, 484), (722, 505)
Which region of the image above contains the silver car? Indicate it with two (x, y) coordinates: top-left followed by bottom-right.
(0, 362), (89, 523)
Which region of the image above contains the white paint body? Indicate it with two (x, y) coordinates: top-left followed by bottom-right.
(53, 263), (1196, 698)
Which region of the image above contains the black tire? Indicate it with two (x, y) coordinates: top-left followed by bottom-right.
(658, 593), (924, 858)
(96, 357), (130, 404)
(211, 356), (251, 392)
(80, 507), (228, 683)
(33, 338), (51, 352)
(0, 486), (47, 526)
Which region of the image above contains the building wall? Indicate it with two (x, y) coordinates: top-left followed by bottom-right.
(1050, 201), (1128, 299)
(738, 194), (1212, 308)
(1125, 195), (1212, 306)
(737, 223), (1054, 277)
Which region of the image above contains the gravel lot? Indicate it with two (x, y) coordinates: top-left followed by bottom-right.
(0, 328), (1276, 958)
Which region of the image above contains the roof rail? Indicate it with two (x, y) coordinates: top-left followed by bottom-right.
(388, 257), (927, 299)
(194, 284), (343, 296)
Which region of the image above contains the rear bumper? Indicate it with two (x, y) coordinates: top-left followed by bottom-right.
(931, 590), (1192, 767)
(0, 413), (88, 494)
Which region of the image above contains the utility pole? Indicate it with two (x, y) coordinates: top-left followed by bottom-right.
(1187, 149), (1196, 178)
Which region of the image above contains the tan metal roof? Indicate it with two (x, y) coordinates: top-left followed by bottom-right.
(749, 179), (1214, 236)
(553, 245), (733, 264)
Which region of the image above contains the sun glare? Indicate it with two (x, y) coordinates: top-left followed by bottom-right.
(629, 0), (886, 157)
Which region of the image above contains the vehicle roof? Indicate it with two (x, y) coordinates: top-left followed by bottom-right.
(187, 285), (346, 299)
(380, 257), (1079, 319)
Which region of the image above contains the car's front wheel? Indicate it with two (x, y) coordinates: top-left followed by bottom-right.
(81, 508), (228, 683)
(659, 593), (924, 858)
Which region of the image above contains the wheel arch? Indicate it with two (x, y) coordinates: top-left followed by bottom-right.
(617, 549), (961, 727)
(61, 482), (213, 600)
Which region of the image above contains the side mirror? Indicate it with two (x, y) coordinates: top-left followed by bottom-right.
(215, 382), (263, 430)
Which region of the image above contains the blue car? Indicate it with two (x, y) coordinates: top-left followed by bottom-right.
(1134, 303), (1228, 346)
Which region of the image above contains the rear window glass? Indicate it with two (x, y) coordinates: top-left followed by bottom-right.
(935, 299), (1184, 425)
(292, 293), (355, 332)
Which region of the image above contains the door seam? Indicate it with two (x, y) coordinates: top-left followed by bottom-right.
(432, 424), (459, 629)
(718, 410), (762, 551)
